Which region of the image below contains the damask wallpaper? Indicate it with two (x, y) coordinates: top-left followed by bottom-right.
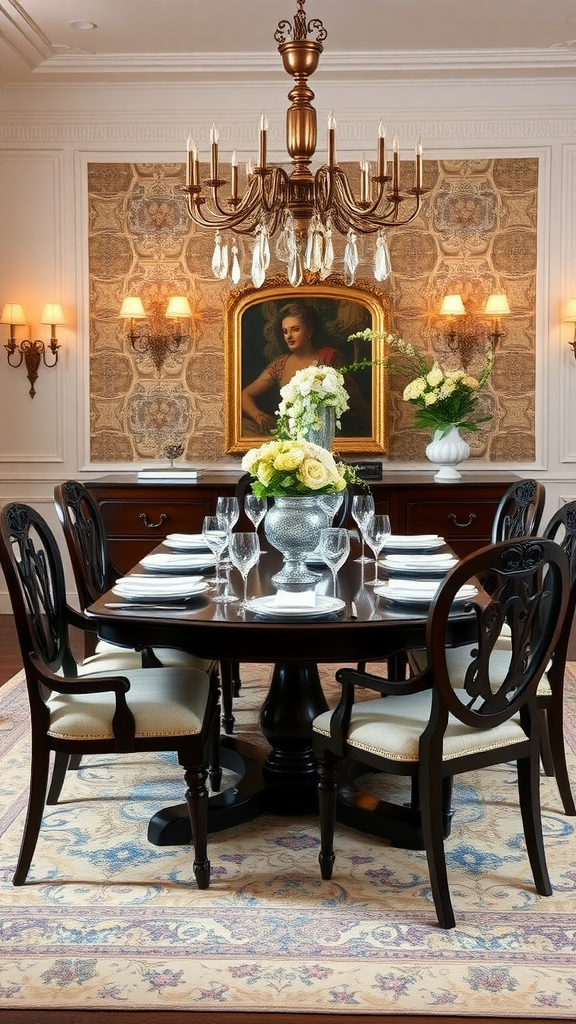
(88, 158), (537, 464)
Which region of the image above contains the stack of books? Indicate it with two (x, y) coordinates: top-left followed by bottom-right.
(137, 465), (202, 481)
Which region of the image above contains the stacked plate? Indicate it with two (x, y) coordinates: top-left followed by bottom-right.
(112, 575), (210, 603)
(383, 534), (446, 552)
(375, 578), (478, 607)
(246, 595), (345, 619)
(164, 533), (211, 551)
(381, 552), (458, 579)
(140, 551), (216, 574)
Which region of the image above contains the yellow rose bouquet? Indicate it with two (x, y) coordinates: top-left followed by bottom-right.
(241, 438), (355, 498)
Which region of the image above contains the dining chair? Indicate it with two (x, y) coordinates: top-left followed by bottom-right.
(53, 481), (235, 729)
(313, 537), (570, 928)
(0, 502), (220, 888)
(491, 478), (545, 542)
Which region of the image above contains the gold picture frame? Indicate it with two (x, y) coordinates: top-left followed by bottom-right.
(224, 277), (391, 455)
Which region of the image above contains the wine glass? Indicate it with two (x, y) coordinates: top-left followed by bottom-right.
(217, 496), (240, 599)
(202, 515), (230, 603)
(318, 527), (350, 597)
(362, 514), (391, 586)
(318, 492), (344, 526)
(351, 493), (375, 563)
(229, 532), (260, 610)
(244, 494), (268, 534)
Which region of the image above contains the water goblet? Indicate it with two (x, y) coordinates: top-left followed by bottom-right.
(351, 493), (375, 563)
(318, 527), (351, 598)
(244, 495), (268, 534)
(217, 496), (240, 600)
(202, 516), (230, 603)
(362, 514), (391, 586)
(229, 532), (261, 610)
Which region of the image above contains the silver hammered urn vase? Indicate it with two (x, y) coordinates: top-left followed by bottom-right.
(264, 495), (326, 589)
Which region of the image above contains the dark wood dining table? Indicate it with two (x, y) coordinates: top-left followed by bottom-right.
(86, 535), (476, 850)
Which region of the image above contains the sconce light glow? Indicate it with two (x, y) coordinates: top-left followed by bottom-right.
(484, 293), (510, 317)
(565, 297), (576, 359)
(165, 296), (192, 319)
(119, 295), (192, 374)
(120, 296), (146, 319)
(440, 294), (466, 316)
(1, 301), (63, 398)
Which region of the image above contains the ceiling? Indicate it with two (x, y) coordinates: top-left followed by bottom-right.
(1, 0), (576, 85)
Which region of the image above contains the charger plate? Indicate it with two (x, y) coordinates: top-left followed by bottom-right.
(246, 595), (345, 619)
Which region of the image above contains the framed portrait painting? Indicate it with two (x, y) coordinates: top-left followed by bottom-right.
(224, 278), (391, 455)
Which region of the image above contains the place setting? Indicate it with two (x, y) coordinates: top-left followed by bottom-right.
(139, 550), (217, 574)
(375, 577), (478, 609)
(380, 551), (459, 579)
(109, 572), (212, 608)
(163, 532), (213, 552)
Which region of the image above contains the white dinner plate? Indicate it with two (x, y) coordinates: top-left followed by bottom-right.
(246, 595), (345, 619)
(375, 582), (478, 607)
(140, 552), (216, 573)
(112, 579), (211, 602)
(164, 534), (211, 551)
(382, 563), (456, 579)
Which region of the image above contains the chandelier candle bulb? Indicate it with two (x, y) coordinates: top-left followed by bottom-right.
(210, 124), (219, 180)
(259, 113), (268, 167)
(392, 135), (400, 193)
(415, 138), (423, 190)
(186, 135), (194, 188)
(231, 150), (238, 201)
(377, 122), (386, 178)
(327, 111), (337, 168)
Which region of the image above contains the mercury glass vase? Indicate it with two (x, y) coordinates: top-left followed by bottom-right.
(264, 495), (325, 589)
(425, 424), (470, 482)
(306, 405), (336, 451)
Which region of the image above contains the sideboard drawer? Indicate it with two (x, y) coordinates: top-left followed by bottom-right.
(99, 495), (213, 538)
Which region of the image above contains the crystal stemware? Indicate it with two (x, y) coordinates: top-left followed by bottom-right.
(362, 514), (391, 586)
(318, 492), (344, 526)
(202, 516), (229, 603)
(217, 496), (240, 600)
(351, 493), (375, 563)
(318, 527), (351, 597)
(229, 532), (260, 610)
(244, 495), (268, 533)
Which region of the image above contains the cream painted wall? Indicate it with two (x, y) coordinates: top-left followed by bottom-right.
(0, 73), (575, 609)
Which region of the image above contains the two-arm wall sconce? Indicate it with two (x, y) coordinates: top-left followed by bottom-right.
(439, 292), (510, 367)
(564, 298), (576, 359)
(119, 295), (192, 375)
(1, 302), (65, 398)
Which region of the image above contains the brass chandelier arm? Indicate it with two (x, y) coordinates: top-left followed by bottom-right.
(321, 168), (425, 234)
(184, 166), (291, 235)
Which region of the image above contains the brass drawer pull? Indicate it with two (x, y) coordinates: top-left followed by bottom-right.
(139, 512), (168, 529)
(448, 512), (477, 529)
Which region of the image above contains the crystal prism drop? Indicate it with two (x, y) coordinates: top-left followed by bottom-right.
(374, 229), (392, 282)
(288, 250), (304, 287)
(276, 210), (297, 264)
(319, 221), (334, 280)
(230, 242), (241, 285)
(344, 229), (359, 287)
(211, 232), (223, 277)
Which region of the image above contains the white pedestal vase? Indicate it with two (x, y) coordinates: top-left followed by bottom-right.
(425, 425), (470, 482)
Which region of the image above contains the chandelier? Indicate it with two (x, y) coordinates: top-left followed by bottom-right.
(183, 0), (425, 289)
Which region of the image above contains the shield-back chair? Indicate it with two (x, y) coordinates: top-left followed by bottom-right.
(313, 537), (569, 928)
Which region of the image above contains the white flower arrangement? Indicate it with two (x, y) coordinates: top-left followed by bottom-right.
(348, 328), (493, 436)
(275, 364), (350, 440)
(241, 437), (355, 498)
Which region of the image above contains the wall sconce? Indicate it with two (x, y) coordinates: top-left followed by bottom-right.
(1, 302), (65, 398)
(564, 297), (576, 359)
(484, 293), (510, 351)
(439, 292), (511, 367)
(119, 295), (192, 374)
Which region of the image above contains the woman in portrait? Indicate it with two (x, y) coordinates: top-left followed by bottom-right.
(241, 301), (345, 434)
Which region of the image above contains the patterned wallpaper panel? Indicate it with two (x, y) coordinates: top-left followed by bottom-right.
(88, 158), (537, 464)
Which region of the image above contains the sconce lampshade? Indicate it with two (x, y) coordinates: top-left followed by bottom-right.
(484, 293), (510, 317)
(40, 303), (66, 326)
(0, 303), (27, 325)
(120, 296), (146, 319)
(440, 294), (466, 316)
(564, 297), (576, 323)
(165, 296), (192, 319)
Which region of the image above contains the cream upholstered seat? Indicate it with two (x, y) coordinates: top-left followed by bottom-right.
(0, 502), (220, 889)
(313, 537), (570, 929)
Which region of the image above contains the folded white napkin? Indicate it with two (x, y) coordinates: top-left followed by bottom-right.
(383, 552), (456, 564)
(376, 579), (477, 602)
(274, 589), (317, 608)
(114, 575), (206, 594)
(166, 533), (205, 543)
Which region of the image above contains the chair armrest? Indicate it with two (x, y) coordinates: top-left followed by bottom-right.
(30, 653), (136, 751)
(335, 666), (432, 697)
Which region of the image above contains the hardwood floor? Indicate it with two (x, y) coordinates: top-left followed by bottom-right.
(0, 614), (566, 1024)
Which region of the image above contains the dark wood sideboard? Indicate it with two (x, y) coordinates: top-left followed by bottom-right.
(86, 471), (520, 574)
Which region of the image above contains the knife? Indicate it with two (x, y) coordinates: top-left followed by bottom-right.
(104, 602), (192, 611)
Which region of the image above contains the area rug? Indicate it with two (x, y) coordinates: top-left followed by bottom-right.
(0, 663), (575, 1016)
